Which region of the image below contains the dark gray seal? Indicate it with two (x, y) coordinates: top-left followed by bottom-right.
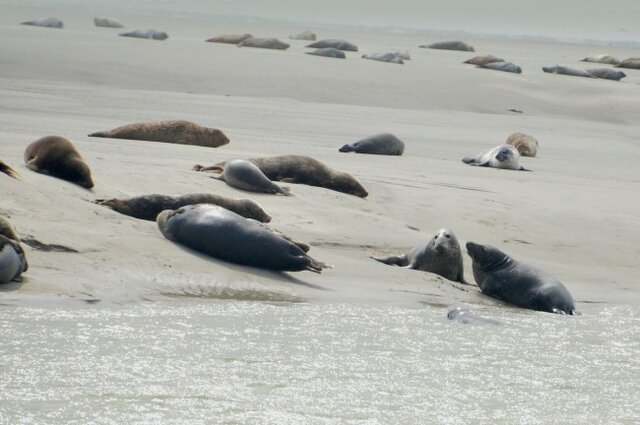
(447, 307), (502, 325)
(306, 39), (358, 52)
(157, 204), (328, 273)
(464, 55), (504, 66)
(206, 34), (253, 44)
(615, 58), (640, 70)
(421, 41), (474, 52)
(93, 17), (124, 28)
(462, 144), (529, 171)
(95, 193), (271, 222)
(306, 48), (346, 59)
(238, 37), (289, 50)
(372, 228), (465, 283)
(362, 52), (404, 64)
(290, 30), (316, 41)
(587, 68), (626, 81)
(119, 30), (168, 40)
(542, 65), (594, 78)
(193, 155), (368, 198)
(478, 62), (522, 74)
(89, 120), (229, 148)
(581, 54), (621, 65)
(466, 242), (576, 315)
(21, 17), (63, 29)
(214, 159), (291, 195)
(339, 133), (405, 156)
(1, 160), (21, 179)
(24, 136), (94, 188)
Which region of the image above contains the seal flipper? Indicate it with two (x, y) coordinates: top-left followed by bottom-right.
(194, 164), (224, 173)
(372, 254), (410, 267)
(462, 157), (478, 165)
(276, 185), (293, 196)
(519, 166), (532, 171)
(0, 162), (21, 179)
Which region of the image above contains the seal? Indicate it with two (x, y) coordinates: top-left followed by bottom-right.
(95, 193), (272, 222)
(464, 55), (504, 66)
(581, 54), (621, 65)
(0, 216), (28, 283)
(339, 133), (405, 156)
(206, 34), (253, 44)
(213, 159), (291, 195)
(542, 65), (594, 78)
(478, 62), (522, 74)
(372, 228), (465, 283)
(506, 132), (538, 157)
(362, 52), (404, 64)
(421, 40), (474, 52)
(93, 17), (124, 28)
(587, 68), (627, 81)
(119, 30), (168, 40)
(1, 160), (21, 179)
(306, 48), (346, 59)
(0, 217), (21, 242)
(290, 30), (316, 41)
(24, 136), (94, 188)
(193, 155), (368, 198)
(21, 17), (63, 29)
(447, 307), (502, 325)
(306, 39), (358, 52)
(157, 204), (329, 273)
(89, 120), (229, 148)
(615, 58), (640, 70)
(238, 37), (289, 50)
(466, 241), (576, 315)
(462, 144), (529, 171)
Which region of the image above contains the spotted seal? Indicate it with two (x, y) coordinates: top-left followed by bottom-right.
(93, 17), (124, 28)
(290, 30), (316, 41)
(24, 136), (94, 188)
(615, 58), (640, 69)
(421, 40), (474, 52)
(306, 48), (346, 59)
(213, 159), (291, 195)
(447, 307), (502, 325)
(238, 37), (289, 50)
(462, 144), (529, 171)
(542, 65), (594, 78)
(506, 133), (538, 157)
(464, 55), (504, 66)
(306, 39), (358, 52)
(581, 54), (621, 65)
(362, 52), (404, 64)
(119, 30), (168, 40)
(586, 68), (627, 81)
(478, 62), (522, 74)
(21, 17), (63, 29)
(206, 34), (253, 44)
(339, 133), (405, 156)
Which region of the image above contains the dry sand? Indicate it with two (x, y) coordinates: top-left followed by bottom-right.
(1, 4), (639, 308)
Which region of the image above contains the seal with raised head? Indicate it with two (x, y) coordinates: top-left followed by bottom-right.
(213, 159), (291, 196)
(478, 62), (522, 74)
(21, 17), (63, 29)
(157, 204), (328, 273)
(362, 52), (404, 64)
(372, 228), (465, 283)
(119, 30), (168, 40)
(238, 37), (289, 50)
(581, 54), (621, 65)
(24, 136), (94, 188)
(95, 193), (272, 222)
(421, 40), (474, 52)
(1, 160), (21, 179)
(464, 55), (504, 66)
(93, 17), (124, 28)
(0, 217), (28, 283)
(193, 155), (368, 198)
(447, 306), (502, 325)
(290, 30), (316, 41)
(306, 48), (346, 59)
(466, 242), (576, 315)
(89, 120), (229, 148)
(462, 144), (529, 171)
(542, 65), (594, 78)
(615, 58), (640, 70)
(506, 132), (538, 157)
(206, 34), (253, 44)
(587, 68), (626, 81)
(339, 133), (405, 156)
(306, 39), (358, 52)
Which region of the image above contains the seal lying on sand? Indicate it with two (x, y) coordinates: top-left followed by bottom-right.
(447, 307), (502, 325)
(206, 34), (253, 44)
(193, 155), (368, 198)
(464, 55), (504, 66)
(213, 159), (291, 195)
(587, 68), (627, 81)
(93, 17), (124, 28)
(339, 133), (405, 156)
(0, 217), (28, 283)
(506, 132), (538, 157)
(21, 17), (63, 29)
(581, 54), (621, 65)
(238, 37), (289, 50)
(95, 193), (271, 222)
(306, 48), (346, 59)
(290, 30), (316, 41)
(362, 52), (404, 64)
(462, 144), (529, 171)
(615, 58), (640, 69)
(89, 120), (229, 148)
(542, 65), (594, 78)
(158, 204), (329, 273)
(466, 242), (576, 315)
(0, 160), (21, 179)
(373, 228), (465, 283)
(306, 39), (358, 52)
(119, 30), (168, 40)
(421, 40), (474, 52)
(24, 136), (94, 188)
(478, 62), (522, 74)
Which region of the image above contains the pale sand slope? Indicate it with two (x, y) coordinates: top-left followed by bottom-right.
(0, 7), (638, 307)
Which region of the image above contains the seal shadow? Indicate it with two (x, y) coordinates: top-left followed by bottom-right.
(21, 236), (78, 253)
(0, 276), (27, 292)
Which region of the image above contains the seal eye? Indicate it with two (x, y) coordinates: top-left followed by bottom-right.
(445, 234), (451, 239)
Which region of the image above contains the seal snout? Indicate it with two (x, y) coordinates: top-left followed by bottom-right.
(338, 144), (354, 153)
(465, 241), (481, 257)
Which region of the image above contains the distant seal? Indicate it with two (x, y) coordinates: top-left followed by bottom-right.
(506, 132), (538, 157)
(206, 34), (253, 44)
(373, 228), (465, 283)
(306, 48), (346, 59)
(339, 133), (405, 156)
(213, 159), (291, 195)
(193, 155), (368, 198)
(0, 160), (21, 179)
(238, 37), (289, 50)
(466, 242), (576, 315)
(464, 55), (504, 66)
(615, 58), (640, 70)
(95, 193), (272, 222)
(290, 30), (316, 41)
(157, 204), (329, 273)
(24, 136), (94, 188)
(447, 307), (502, 325)
(421, 40), (474, 52)
(89, 120), (229, 148)
(119, 30), (168, 40)
(462, 144), (529, 171)
(21, 17), (63, 29)
(478, 62), (522, 74)
(306, 39), (358, 52)
(542, 65), (594, 78)
(362, 52), (404, 64)
(587, 68), (627, 81)
(581, 54), (621, 65)
(93, 17), (124, 28)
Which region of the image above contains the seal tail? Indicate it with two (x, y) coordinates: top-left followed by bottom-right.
(0, 162), (21, 179)
(305, 257), (332, 274)
(193, 164), (224, 173)
(278, 186), (293, 196)
(88, 131), (109, 138)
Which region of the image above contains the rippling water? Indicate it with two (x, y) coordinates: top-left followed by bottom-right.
(1, 300), (638, 424)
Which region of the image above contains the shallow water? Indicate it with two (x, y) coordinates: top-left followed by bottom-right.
(1, 300), (638, 424)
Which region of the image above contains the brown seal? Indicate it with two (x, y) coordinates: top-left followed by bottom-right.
(24, 136), (94, 188)
(193, 154), (368, 198)
(95, 193), (272, 222)
(88, 120), (229, 148)
(206, 34), (253, 44)
(238, 37), (290, 50)
(464, 55), (504, 66)
(506, 133), (539, 157)
(1, 160), (21, 179)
